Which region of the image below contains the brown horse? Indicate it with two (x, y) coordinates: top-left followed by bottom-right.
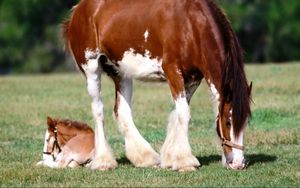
(37, 117), (94, 168)
(63, 0), (251, 171)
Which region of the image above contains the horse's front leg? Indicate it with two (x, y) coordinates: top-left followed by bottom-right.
(113, 78), (160, 167)
(82, 55), (117, 170)
(160, 62), (200, 172)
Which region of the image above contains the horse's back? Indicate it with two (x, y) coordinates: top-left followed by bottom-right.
(65, 0), (221, 62)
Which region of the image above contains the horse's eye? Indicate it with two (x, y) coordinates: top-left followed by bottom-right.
(226, 121), (231, 128)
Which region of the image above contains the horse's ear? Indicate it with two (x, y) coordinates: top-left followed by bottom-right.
(47, 116), (56, 130)
(248, 82), (253, 96)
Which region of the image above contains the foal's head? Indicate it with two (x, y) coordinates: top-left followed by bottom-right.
(43, 117), (93, 160)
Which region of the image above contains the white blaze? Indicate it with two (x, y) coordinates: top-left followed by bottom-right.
(42, 130), (53, 161)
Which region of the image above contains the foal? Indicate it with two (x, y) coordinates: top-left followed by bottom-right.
(37, 117), (94, 168)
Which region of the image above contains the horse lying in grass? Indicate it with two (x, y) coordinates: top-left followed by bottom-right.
(63, 0), (252, 171)
(37, 117), (94, 168)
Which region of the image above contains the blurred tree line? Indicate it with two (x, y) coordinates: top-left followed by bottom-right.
(0, 0), (299, 74)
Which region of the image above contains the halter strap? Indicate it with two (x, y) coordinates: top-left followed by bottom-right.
(53, 127), (62, 153)
(222, 138), (245, 151)
(43, 127), (62, 160)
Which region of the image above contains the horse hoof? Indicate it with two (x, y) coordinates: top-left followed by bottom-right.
(90, 157), (117, 170)
(130, 152), (161, 168)
(161, 154), (200, 171)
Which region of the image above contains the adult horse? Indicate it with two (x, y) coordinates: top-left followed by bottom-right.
(63, 0), (251, 171)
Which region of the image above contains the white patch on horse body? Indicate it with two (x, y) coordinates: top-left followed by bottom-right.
(118, 48), (165, 81)
(161, 96), (200, 170)
(82, 54), (117, 170)
(85, 48), (100, 61)
(144, 30), (149, 42)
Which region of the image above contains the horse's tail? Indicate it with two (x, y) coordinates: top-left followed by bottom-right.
(62, 20), (71, 52)
(62, 14), (86, 74)
(207, 0), (251, 138)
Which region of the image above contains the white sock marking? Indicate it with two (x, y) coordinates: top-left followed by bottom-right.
(114, 79), (159, 166)
(161, 95), (199, 169)
(82, 51), (114, 161)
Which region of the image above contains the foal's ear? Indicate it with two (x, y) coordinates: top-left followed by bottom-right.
(47, 116), (56, 129)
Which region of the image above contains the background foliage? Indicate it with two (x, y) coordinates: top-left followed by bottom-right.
(0, 0), (300, 74)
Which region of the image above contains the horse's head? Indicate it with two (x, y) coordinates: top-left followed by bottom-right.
(215, 102), (246, 170)
(42, 117), (63, 161)
(216, 82), (252, 170)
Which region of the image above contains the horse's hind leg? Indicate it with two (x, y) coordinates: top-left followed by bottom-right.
(160, 62), (200, 171)
(113, 78), (160, 167)
(82, 52), (117, 170)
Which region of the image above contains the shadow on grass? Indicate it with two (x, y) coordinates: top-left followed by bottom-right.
(117, 157), (131, 165)
(246, 154), (277, 167)
(116, 154), (277, 167)
(196, 154), (277, 167)
(197, 155), (220, 166)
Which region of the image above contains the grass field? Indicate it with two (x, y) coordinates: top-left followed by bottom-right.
(0, 63), (299, 187)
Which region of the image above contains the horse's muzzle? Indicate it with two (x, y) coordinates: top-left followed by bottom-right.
(226, 158), (248, 170)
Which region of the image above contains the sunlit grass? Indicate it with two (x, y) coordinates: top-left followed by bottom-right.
(0, 63), (299, 187)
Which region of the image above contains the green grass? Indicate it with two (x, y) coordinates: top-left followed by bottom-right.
(0, 63), (300, 187)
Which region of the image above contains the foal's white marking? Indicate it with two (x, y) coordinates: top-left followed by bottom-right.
(82, 49), (116, 169)
(144, 30), (149, 42)
(37, 130), (59, 168)
(42, 130), (52, 161)
(118, 48), (165, 81)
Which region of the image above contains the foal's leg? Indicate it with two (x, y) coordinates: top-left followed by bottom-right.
(160, 63), (200, 172)
(113, 78), (160, 167)
(82, 55), (117, 170)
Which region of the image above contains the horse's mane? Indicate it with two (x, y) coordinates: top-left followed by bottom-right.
(57, 119), (94, 134)
(206, 0), (251, 138)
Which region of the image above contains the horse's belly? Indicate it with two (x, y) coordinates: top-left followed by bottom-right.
(116, 48), (166, 82)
